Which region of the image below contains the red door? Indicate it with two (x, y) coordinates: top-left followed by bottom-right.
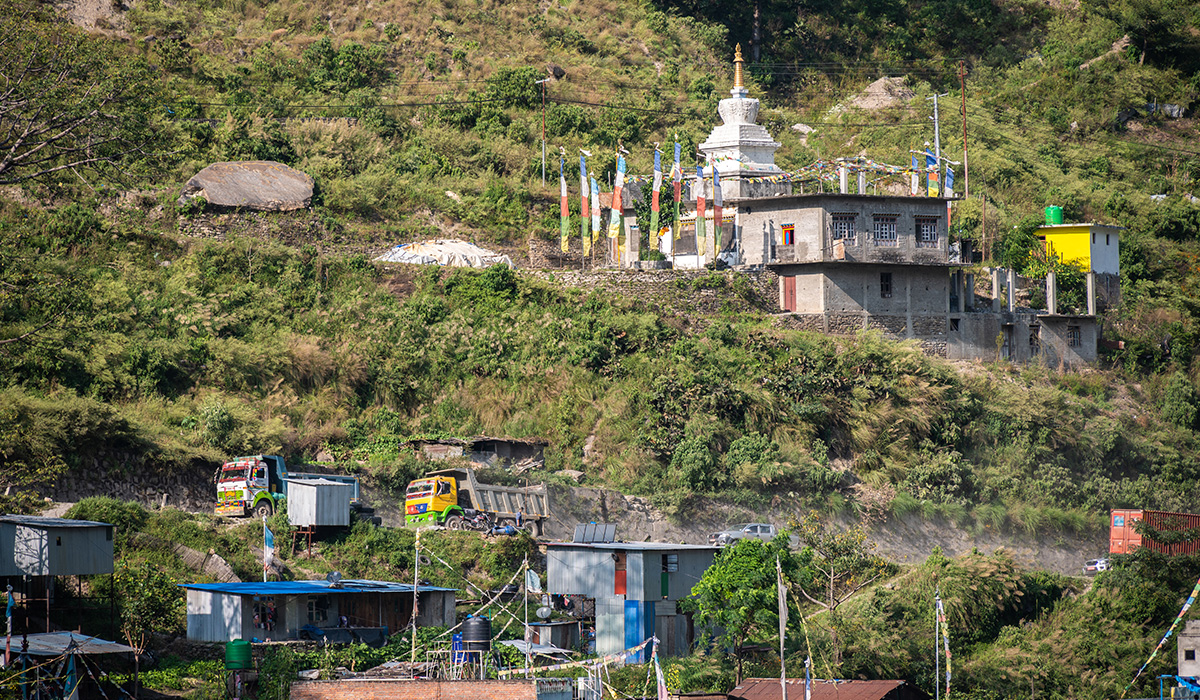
(782, 276), (796, 312)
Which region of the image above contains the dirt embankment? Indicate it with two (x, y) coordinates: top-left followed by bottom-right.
(546, 485), (1106, 576)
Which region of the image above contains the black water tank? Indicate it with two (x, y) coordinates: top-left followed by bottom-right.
(462, 615), (491, 651)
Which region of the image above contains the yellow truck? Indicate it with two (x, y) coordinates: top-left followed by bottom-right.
(404, 467), (549, 536)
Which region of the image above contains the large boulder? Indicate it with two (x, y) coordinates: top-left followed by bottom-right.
(178, 161), (314, 211)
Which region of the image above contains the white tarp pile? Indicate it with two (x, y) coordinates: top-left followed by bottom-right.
(375, 239), (515, 268)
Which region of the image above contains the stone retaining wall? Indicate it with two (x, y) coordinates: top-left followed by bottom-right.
(51, 451), (217, 512)
(524, 268), (781, 315)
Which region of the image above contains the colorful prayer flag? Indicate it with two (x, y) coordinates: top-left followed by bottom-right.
(608, 156), (626, 240)
(926, 149), (938, 197)
(713, 165), (723, 256)
(695, 164), (706, 244)
(650, 149), (663, 252)
(672, 141), (682, 241)
(936, 589), (951, 697)
(560, 156), (569, 253)
(263, 518), (275, 581)
(590, 175), (601, 241)
(579, 155), (589, 249)
(945, 166), (955, 199)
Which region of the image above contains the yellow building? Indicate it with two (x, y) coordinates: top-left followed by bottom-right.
(1038, 222), (1122, 311)
(1038, 223), (1121, 275)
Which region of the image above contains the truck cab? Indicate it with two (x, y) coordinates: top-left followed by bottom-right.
(216, 455), (286, 517)
(405, 476), (459, 526)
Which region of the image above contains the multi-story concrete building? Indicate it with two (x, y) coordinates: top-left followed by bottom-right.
(613, 48), (1109, 366)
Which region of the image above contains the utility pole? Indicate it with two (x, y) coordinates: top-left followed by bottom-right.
(959, 61), (970, 198)
(536, 78), (550, 187)
(927, 92), (949, 196)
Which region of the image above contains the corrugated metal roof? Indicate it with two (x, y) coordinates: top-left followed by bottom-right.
(179, 579), (456, 595)
(547, 542), (719, 552)
(20, 632), (135, 656)
(730, 678), (926, 700)
(0, 515), (112, 529)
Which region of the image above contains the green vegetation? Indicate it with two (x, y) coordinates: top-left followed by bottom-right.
(4, 0), (1200, 696)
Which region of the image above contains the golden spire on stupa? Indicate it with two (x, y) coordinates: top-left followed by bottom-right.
(733, 44), (745, 90)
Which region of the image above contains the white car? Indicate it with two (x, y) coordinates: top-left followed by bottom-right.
(708, 523), (798, 547)
(1083, 558), (1110, 575)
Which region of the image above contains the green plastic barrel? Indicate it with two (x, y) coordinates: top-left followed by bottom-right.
(1045, 206), (1063, 225)
(225, 640), (252, 670)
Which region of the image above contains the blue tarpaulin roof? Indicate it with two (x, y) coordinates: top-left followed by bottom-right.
(178, 579), (456, 596)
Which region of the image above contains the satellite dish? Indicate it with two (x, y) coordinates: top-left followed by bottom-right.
(326, 571), (343, 588)
(536, 607), (552, 619)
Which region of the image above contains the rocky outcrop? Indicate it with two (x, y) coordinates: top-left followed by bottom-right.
(178, 161), (314, 211)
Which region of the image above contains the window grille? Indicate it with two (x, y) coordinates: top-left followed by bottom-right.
(874, 215), (898, 247)
(830, 214), (856, 245)
(916, 217), (939, 248)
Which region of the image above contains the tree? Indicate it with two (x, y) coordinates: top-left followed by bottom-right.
(684, 535), (812, 682)
(790, 512), (894, 669)
(113, 560), (184, 653)
(0, 0), (161, 185)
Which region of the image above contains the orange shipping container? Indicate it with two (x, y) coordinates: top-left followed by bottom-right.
(1110, 509), (1200, 556)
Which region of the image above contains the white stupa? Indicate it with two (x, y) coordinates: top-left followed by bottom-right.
(698, 45), (789, 199)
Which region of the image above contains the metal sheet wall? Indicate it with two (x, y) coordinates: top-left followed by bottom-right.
(186, 590), (243, 643)
(1, 524), (113, 576)
(547, 548), (612, 597)
(287, 480), (353, 527)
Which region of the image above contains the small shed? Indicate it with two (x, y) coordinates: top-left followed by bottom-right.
(285, 478), (353, 527)
(181, 579), (456, 643)
(0, 515), (115, 577)
(526, 620), (581, 651)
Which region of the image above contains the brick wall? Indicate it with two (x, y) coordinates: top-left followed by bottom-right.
(290, 679), (539, 700)
(523, 268), (781, 315)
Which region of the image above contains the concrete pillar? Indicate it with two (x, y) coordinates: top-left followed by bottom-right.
(839, 166), (848, 194)
(1087, 271), (1096, 315)
(857, 170), (867, 194)
(1006, 268), (1016, 312)
(964, 274), (975, 310)
(953, 271), (964, 313)
(1046, 270), (1057, 315)
(991, 268), (1002, 313)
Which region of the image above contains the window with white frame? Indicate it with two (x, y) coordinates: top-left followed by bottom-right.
(831, 214), (857, 244)
(916, 217), (939, 248)
(873, 215), (898, 246)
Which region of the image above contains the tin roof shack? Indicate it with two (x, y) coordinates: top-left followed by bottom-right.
(731, 677), (931, 700)
(181, 579), (456, 643)
(546, 541), (718, 658)
(0, 515), (115, 577)
(1, 515), (116, 635)
(286, 478), (353, 528)
(410, 436), (548, 470)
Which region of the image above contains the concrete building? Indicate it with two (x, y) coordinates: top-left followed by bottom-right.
(1039, 222), (1122, 311)
(180, 579), (456, 643)
(1181, 619), (1200, 677)
(546, 541), (718, 658)
(602, 49), (1109, 366)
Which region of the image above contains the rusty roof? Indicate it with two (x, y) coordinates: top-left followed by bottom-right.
(730, 678), (929, 700)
